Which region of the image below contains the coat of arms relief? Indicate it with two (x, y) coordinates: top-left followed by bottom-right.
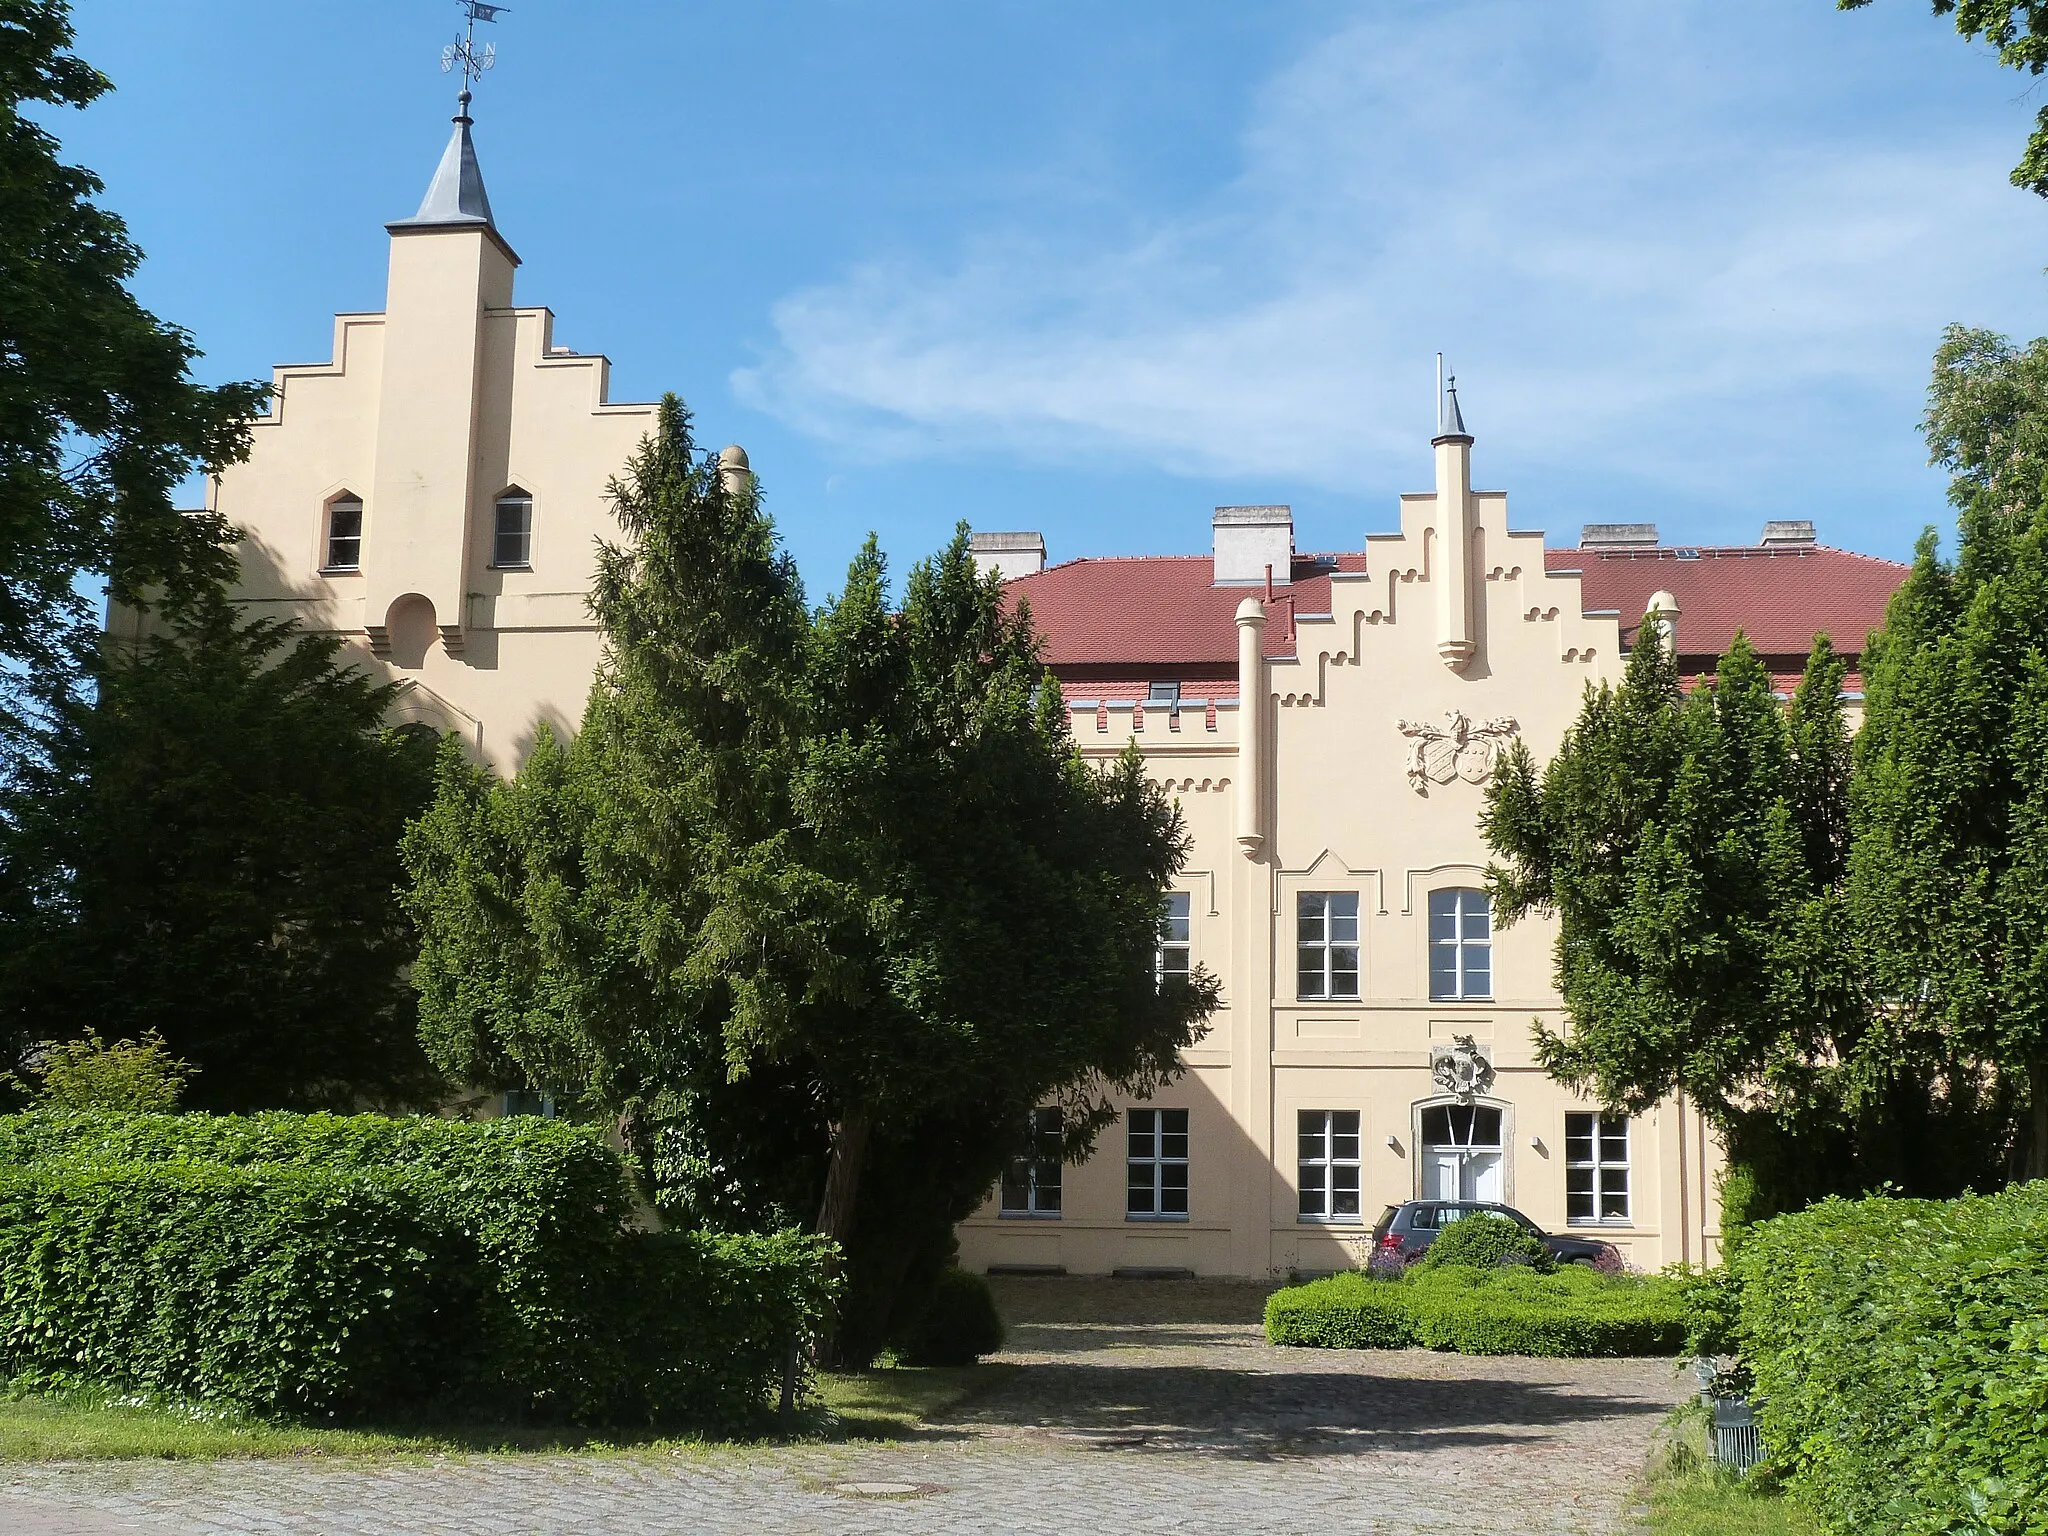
(1430, 1034), (1497, 1104)
(1396, 709), (1519, 794)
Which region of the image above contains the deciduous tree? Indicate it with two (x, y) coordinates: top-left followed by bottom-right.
(0, 2), (264, 697)
(1839, 3), (2048, 194)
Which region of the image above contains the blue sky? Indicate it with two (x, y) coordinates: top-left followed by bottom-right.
(56, 1), (2048, 591)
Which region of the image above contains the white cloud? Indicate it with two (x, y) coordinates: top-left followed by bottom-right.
(732, 0), (2048, 503)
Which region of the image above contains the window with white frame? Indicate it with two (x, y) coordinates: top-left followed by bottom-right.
(1147, 680), (1181, 710)
(324, 495), (363, 572)
(1126, 1108), (1188, 1219)
(493, 489), (533, 568)
(1565, 1111), (1630, 1223)
(1157, 892), (1191, 987)
(1297, 891), (1360, 999)
(1428, 888), (1492, 1000)
(1298, 1110), (1362, 1222)
(1000, 1105), (1063, 1217)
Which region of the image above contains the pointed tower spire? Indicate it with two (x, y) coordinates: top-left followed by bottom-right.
(389, 99), (498, 231)
(1435, 367), (1471, 444)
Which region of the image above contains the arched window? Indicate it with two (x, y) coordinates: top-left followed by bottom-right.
(493, 488), (533, 569)
(324, 494), (363, 572)
(1420, 1102), (1503, 1202)
(1428, 888), (1491, 999)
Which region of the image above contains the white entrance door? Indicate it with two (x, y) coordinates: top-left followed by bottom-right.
(1420, 1103), (1506, 1203)
(1425, 1149), (1461, 1200)
(1463, 1151), (1503, 1202)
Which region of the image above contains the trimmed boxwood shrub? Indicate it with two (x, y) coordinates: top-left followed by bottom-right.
(1265, 1264), (1687, 1356)
(1414, 1211), (1552, 1272)
(1732, 1182), (2048, 1536)
(0, 1111), (836, 1427)
(889, 1268), (1006, 1365)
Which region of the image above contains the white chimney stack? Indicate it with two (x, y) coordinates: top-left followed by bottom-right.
(968, 531), (1046, 580)
(1213, 505), (1293, 585)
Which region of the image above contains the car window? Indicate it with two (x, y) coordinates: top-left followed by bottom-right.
(1408, 1204), (1436, 1230)
(1371, 1205), (1400, 1238)
(1438, 1204), (1470, 1225)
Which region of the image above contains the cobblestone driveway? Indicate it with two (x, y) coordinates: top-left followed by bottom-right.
(2, 1278), (1684, 1536)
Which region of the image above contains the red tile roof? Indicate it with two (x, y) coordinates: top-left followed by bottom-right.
(1009, 553), (1367, 671)
(1556, 544), (1907, 663)
(1007, 543), (1908, 689)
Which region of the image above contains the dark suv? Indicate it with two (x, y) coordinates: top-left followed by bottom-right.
(1370, 1200), (1620, 1267)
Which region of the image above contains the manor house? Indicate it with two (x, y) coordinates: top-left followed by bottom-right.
(139, 111), (1908, 1276)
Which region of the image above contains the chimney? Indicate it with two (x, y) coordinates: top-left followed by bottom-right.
(1213, 505), (1293, 585)
(968, 530), (1046, 580)
(1760, 520), (1816, 548)
(1581, 523), (1658, 549)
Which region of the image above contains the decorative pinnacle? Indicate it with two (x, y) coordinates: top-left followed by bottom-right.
(1435, 360), (1470, 442)
(441, 1), (508, 118)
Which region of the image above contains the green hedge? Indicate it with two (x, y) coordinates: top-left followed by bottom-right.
(0, 1111), (835, 1427)
(1414, 1210), (1552, 1272)
(0, 1160), (454, 1413)
(1733, 1182), (2048, 1536)
(1266, 1265), (1688, 1356)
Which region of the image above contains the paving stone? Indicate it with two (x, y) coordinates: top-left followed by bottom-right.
(0, 1278), (1685, 1535)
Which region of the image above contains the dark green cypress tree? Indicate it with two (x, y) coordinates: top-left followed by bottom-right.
(404, 398), (1218, 1359)
(0, 592), (443, 1109)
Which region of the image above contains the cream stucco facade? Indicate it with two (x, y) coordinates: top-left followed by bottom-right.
(111, 113), (657, 773)
(138, 115), (1900, 1283)
(955, 410), (1730, 1279)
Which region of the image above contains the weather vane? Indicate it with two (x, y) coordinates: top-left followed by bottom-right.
(441, 1), (509, 116)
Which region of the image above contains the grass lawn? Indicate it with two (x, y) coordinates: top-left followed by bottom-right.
(1638, 1473), (1814, 1536)
(1634, 1405), (1815, 1536)
(0, 1363), (1011, 1461)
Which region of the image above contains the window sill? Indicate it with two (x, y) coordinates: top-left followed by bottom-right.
(1125, 1213), (1190, 1223)
(1297, 1216), (1365, 1226)
(1296, 995), (1363, 1004)
(997, 1210), (1062, 1221)
(1427, 996), (1495, 1005)
(489, 563), (533, 572)
(1566, 1219), (1635, 1229)
(318, 566), (362, 577)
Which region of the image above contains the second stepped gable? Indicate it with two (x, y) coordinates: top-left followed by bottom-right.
(986, 383), (1909, 795)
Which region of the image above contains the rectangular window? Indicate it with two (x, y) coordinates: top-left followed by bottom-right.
(1296, 891), (1360, 1000)
(324, 498), (363, 571)
(1428, 888), (1492, 1000)
(1126, 1107), (1189, 1219)
(1297, 1110), (1362, 1222)
(1157, 891), (1192, 986)
(1000, 1105), (1063, 1217)
(1147, 680), (1182, 709)
(493, 493), (533, 568)
(1565, 1111), (1631, 1223)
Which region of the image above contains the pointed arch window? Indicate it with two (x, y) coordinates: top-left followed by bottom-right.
(324, 494), (363, 572)
(493, 488), (533, 569)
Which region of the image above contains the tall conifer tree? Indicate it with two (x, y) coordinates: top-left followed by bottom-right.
(1848, 325), (2048, 1180)
(405, 399), (1217, 1356)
